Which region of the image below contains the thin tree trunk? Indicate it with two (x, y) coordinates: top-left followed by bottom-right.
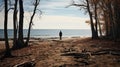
(26, 0), (39, 46)
(86, 0), (98, 39)
(113, 0), (120, 39)
(18, 0), (24, 48)
(108, 3), (116, 40)
(4, 0), (12, 57)
(98, 15), (102, 37)
(12, 0), (18, 49)
(104, 12), (109, 37)
(94, 4), (99, 37)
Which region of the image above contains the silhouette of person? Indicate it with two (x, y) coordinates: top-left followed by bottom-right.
(59, 30), (62, 40)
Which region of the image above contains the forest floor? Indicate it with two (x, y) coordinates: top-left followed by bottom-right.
(0, 37), (120, 67)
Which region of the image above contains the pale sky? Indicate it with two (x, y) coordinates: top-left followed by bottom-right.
(0, 0), (90, 29)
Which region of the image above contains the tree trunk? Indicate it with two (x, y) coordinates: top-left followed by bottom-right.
(98, 17), (102, 37)
(25, 0), (39, 46)
(12, 0), (18, 49)
(113, 0), (120, 39)
(104, 12), (109, 37)
(86, 0), (98, 39)
(18, 0), (24, 48)
(108, 3), (116, 40)
(4, 0), (12, 57)
(94, 4), (99, 37)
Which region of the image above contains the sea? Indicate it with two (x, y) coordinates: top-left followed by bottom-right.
(0, 29), (91, 39)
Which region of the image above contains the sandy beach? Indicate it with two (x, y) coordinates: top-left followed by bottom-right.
(0, 37), (120, 67)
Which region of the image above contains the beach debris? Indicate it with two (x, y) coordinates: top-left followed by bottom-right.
(62, 48), (120, 57)
(61, 48), (91, 58)
(61, 47), (76, 53)
(61, 48), (120, 66)
(13, 59), (36, 67)
(61, 52), (91, 60)
(92, 49), (120, 56)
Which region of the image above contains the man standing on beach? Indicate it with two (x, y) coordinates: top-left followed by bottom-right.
(59, 30), (62, 40)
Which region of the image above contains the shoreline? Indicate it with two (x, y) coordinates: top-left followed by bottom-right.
(0, 36), (89, 41)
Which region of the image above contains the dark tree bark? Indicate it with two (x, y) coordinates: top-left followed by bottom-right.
(12, 0), (18, 49)
(86, 0), (98, 39)
(104, 12), (109, 37)
(108, 3), (116, 40)
(71, 0), (98, 39)
(113, 0), (120, 39)
(4, 0), (12, 57)
(18, 0), (24, 48)
(94, 3), (99, 37)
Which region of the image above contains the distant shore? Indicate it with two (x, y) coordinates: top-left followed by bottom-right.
(0, 36), (85, 41)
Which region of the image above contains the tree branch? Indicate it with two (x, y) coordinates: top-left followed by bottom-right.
(72, 4), (87, 7)
(7, 8), (14, 12)
(65, 0), (87, 8)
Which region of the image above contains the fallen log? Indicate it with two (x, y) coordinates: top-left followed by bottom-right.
(92, 49), (120, 56)
(13, 59), (35, 67)
(61, 49), (120, 59)
(61, 52), (91, 59)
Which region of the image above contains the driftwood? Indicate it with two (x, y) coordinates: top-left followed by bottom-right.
(61, 52), (94, 65)
(61, 49), (120, 66)
(61, 49), (120, 58)
(61, 52), (91, 59)
(92, 49), (120, 56)
(13, 59), (35, 67)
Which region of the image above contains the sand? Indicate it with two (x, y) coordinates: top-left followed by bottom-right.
(0, 37), (120, 67)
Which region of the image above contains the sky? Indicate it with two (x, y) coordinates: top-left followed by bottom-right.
(0, 0), (90, 29)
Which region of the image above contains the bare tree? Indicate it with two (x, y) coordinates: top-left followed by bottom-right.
(25, 0), (41, 46)
(4, 0), (12, 57)
(12, 0), (18, 49)
(68, 0), (98, 39)
(17, 0), (24, 48)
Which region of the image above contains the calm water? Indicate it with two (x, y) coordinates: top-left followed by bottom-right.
(0, 29), (91, 38)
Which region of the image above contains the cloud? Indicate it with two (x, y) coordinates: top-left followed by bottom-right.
(40, 0), (70, 9)
(32, 15), (90, 29)
(0, 10), (90, 29)
(0, 0), (90, 29)
(39, 0), (89, 18)
(23, 0), (88, 18)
